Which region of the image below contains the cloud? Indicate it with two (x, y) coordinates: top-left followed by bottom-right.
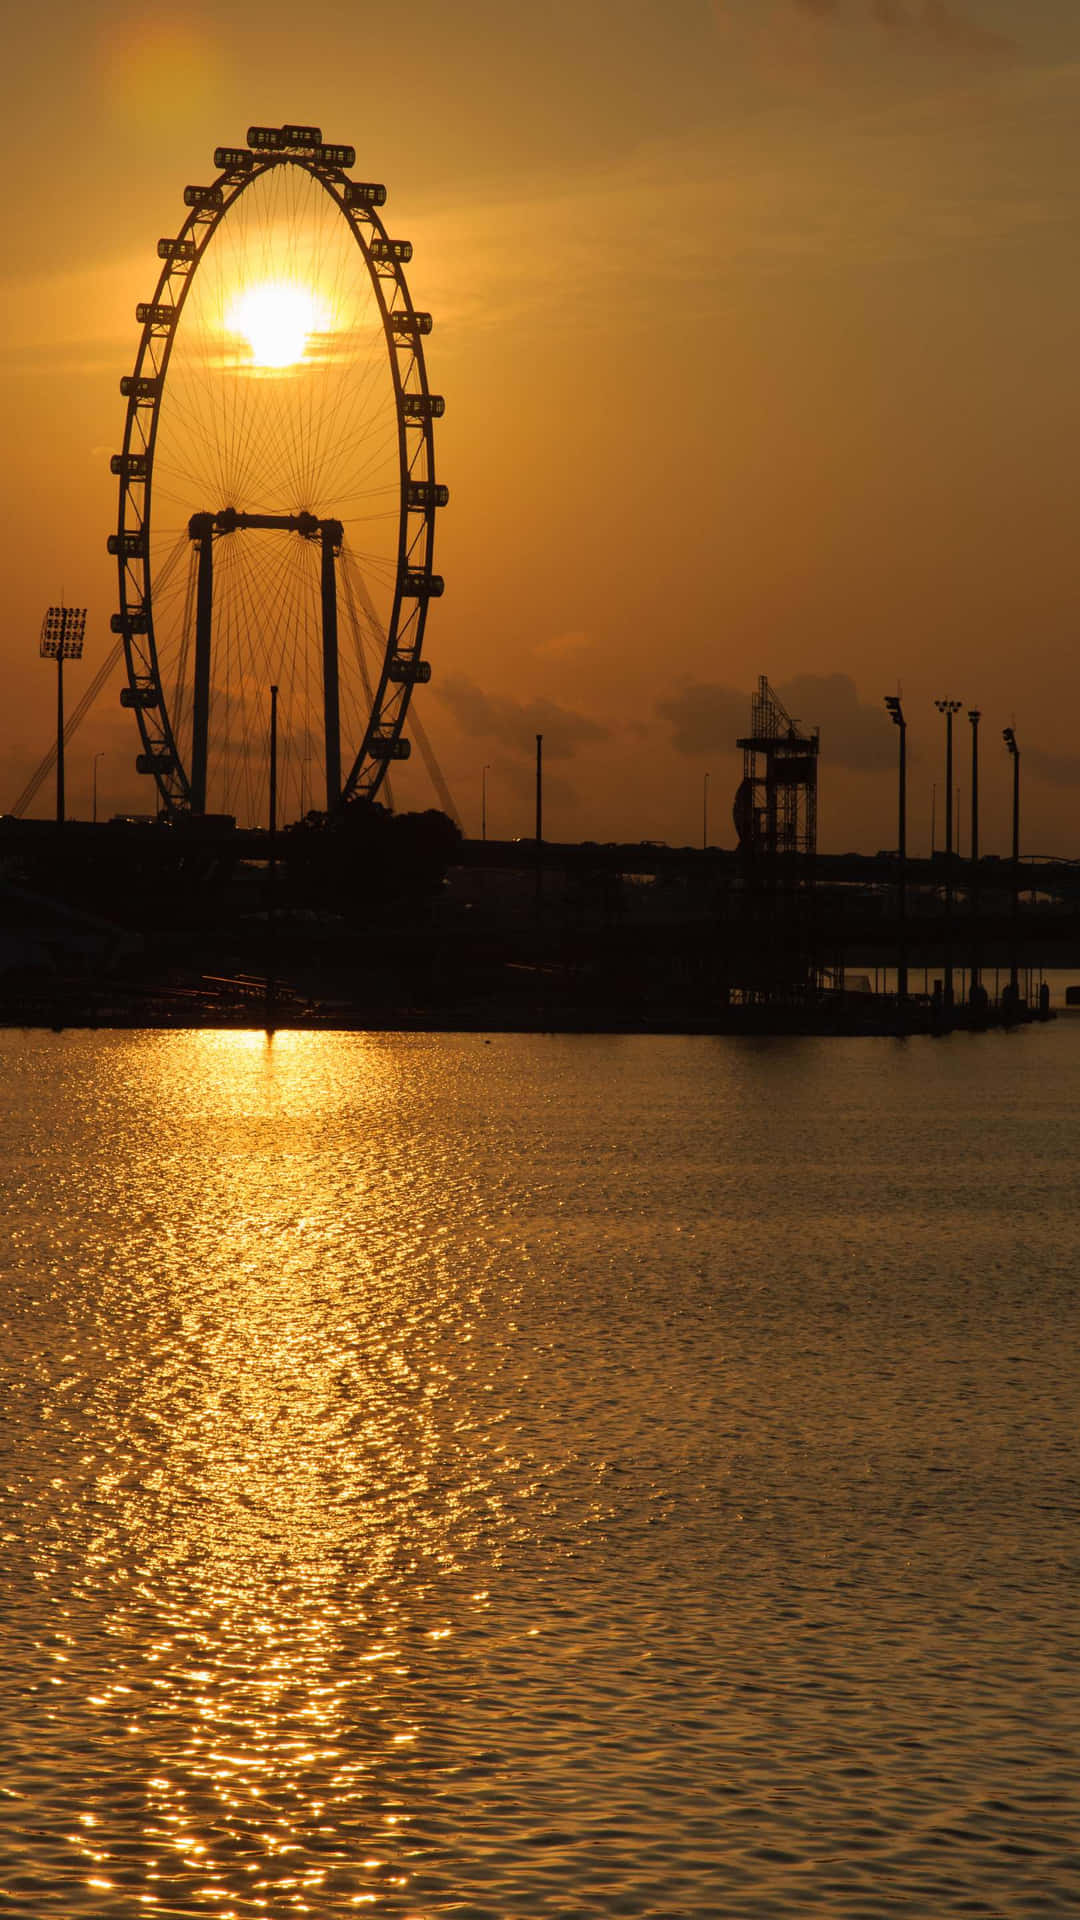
(793, 0), (1017, 57)
(435, 674), (609, 761)
(655, 682), (748, 757)
(1023, 747), (1080, 790)
(890, 1), (1017, 54)
(656, 673), (893, 773)
(533, 630), (592, 659)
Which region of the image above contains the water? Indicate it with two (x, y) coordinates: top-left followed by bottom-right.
(1, 1026), (1078, 1918)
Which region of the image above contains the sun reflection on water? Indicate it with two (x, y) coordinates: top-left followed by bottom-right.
(31, 1032), (509, 1913)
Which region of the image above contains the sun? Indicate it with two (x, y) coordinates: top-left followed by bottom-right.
(225, 279), (330, 369)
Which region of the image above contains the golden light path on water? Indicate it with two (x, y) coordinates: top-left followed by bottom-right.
(2, 1028), (1080, 1915)
(57, 1030), (500, 1915)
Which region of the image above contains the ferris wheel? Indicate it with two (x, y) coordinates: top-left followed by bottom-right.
(109, 124), (445, 826)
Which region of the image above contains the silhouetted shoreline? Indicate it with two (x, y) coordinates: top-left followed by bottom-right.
(0, 989), (1055, 1038)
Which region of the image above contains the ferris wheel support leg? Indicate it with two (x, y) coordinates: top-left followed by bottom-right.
(55, 648), (66, 827)
(321, 529), (341, 811)
(190, 521), (214, 815)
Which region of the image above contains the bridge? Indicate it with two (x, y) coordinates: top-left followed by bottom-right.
(6, 812), (1080, 937)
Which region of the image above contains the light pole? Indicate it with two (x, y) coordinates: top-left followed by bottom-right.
(300, 741), (311, 820)
(535, 733), (543, 914)
(703, 770), (710, 851)
(482, 763), (490, 842)
(39, 605), (86, 826)
(968, 710), (981, 1001)
(267, 685), (279, 1026)
(1003, 727), (1020, 999)
(269, 684), (279, 837)
(934, 699), (962, 1010)
(92, 751), (105, 825)
(884, 696), (907, 1000)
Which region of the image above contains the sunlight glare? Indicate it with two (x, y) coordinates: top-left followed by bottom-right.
(225, 279), (330, 369)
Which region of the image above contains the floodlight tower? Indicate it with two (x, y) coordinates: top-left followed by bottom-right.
(1003, 727), (1020, 997)
(934, 698), (962, 1009)
(968, 709), (981, 1000)
(39, 605), (87, 825)
(884, 695), (907, 1000)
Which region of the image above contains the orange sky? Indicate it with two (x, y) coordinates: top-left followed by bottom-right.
(2, 0), (1079, 851)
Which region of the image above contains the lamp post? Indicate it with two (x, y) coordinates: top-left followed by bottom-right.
(934, 699), (962, 1009)
(92, 751), (105, 825)
(482, 763), (490, 842)
(269, 685), (279, 837)
(39, 605), (86, 826)
(535, 733), (543, 914)
(884, 696), (907, 1000)
(703, 770), (710, 852)
(1003, 727), (1020, 999)
(267, 685), (279, 1027)
(968, 710), (981, 1001)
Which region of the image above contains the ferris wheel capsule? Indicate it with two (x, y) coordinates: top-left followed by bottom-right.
(344, 181), (387, 209)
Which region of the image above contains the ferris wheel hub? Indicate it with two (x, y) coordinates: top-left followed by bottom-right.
(187, 508), (344, 547)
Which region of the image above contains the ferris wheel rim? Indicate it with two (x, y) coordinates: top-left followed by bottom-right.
(109, 128), (444, 816)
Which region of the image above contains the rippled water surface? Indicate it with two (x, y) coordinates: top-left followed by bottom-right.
(1, 1026), (1078, 1917)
